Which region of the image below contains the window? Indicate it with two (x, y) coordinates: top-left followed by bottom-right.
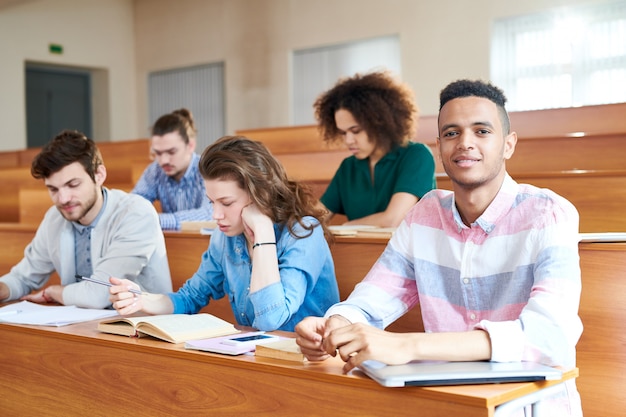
(491, 1), (626, 111)
(148, 63), (225, 151)
(292, 35), (401, 125)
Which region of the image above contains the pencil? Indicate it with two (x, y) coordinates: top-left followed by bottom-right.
(75, 275), (143, 295)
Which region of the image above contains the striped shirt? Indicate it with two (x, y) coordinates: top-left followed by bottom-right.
(327, 174), (583, 415)
(132, 153), (213, 230)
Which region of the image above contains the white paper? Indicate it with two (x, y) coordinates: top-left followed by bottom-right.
(0, 300), (118, 326)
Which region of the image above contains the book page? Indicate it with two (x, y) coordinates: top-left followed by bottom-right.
(137, 314), (238, 343)
(97, 316), (145, 337)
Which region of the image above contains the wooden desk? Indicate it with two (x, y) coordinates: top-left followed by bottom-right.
(0, 320), (577, 416)
(577, 242), (626, 417)
(2, 225), (624, 417)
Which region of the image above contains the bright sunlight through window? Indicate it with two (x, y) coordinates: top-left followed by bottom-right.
(491, 1), (626, 111)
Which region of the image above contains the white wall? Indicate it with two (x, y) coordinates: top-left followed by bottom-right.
(0, 0), (137, 151)
(134, 0), (612, 138)
(0, 0), (614, 151)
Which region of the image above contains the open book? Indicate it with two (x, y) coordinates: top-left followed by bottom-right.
(97, 313), (239, 344)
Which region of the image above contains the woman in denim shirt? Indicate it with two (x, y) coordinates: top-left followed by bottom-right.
(109, 136), (339, 332)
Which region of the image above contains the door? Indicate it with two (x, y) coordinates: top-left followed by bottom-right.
(25, 65), (92, 148)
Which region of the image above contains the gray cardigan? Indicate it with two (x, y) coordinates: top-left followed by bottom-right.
(0, 188), (172, 308)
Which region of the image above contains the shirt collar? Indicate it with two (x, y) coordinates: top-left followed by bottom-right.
(452, 173), (517, 234)
(171, 153), (200, 184)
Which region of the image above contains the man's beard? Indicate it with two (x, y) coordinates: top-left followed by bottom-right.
(57, 189), (98, 223)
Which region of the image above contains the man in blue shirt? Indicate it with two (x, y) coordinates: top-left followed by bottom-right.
(132, 108), (213, 230)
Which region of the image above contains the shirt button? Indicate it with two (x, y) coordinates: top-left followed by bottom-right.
(470, 313), (476, 320)
(463, 278), (469, 284)
(240, 313), (245, 317)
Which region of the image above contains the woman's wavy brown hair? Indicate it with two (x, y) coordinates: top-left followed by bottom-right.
(199, 136), (330, 240)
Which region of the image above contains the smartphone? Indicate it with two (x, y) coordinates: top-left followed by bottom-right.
(220, 333), (279, 346)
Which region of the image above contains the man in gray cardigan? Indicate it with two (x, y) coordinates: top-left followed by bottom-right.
(0, 130), (172, 309)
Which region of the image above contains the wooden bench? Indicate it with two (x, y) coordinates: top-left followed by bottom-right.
(0, 138), (152, 223)
(0, 138), (151, 168)
(16, 184), (136, 225)
(0, 164), (145, 224)
(436, 168), (626, 232)
(237, 103), (626, 174)
(236, 103), (626, 232)
(0, 150), (19, 169)
(0, 167), (44, 222)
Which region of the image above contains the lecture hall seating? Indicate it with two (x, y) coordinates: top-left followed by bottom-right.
(1, 103), (625, 416)
(236, 102), (626, 232)
(3, 103), (626, 230)
(0, 139), (151, 222)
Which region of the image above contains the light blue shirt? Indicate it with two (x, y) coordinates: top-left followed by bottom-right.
(168, 217), (339, 331)
(72, 188), (109, 278)
(132, 153), (213, 230)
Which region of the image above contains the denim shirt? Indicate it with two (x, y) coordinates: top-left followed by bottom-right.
(168, 216), (339, 331)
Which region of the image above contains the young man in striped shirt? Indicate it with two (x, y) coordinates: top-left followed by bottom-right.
(296, 79), (583, 416)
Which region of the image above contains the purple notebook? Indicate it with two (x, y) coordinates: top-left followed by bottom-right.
(184, 331), (280, 355)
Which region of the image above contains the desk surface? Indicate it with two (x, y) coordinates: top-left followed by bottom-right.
(2, 225), (622, 416)
(0, 320), (576, 417)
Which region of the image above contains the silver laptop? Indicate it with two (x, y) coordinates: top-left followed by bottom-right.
(358, 360), (563, 387)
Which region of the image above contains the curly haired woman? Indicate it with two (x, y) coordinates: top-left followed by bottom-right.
(315, 71), (436, 227)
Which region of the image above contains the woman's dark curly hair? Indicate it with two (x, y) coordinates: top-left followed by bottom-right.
(314, 70), (418, 151)
(199, 136), (330, 240)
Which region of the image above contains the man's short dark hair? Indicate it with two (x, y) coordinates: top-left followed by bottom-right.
(31, 130), (103, 181)
(439, 79), (511, 134)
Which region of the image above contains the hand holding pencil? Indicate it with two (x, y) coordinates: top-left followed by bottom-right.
(106, 276), (145, 316)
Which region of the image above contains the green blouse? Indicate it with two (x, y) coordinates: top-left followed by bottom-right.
(320, 142), (436, 220)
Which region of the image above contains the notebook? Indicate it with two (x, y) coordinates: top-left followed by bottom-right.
(358, 360), (563, 387)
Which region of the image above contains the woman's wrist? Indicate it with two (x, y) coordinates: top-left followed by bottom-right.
(252, 241), (276, 249)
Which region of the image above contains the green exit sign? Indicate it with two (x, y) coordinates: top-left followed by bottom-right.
(49, 43), (63, 54)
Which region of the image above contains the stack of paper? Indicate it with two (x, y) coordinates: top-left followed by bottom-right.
(328, 225), (396, 237)
(0, 300), (118, 327)
(181, 220), (218, 232)
(255, 338), (306, 362)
